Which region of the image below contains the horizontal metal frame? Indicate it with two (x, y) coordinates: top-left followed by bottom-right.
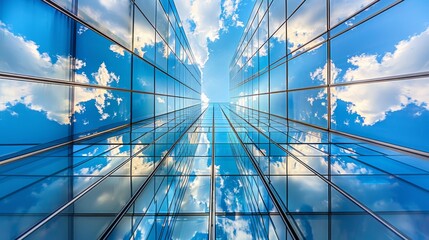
(0, 72), (201, 99)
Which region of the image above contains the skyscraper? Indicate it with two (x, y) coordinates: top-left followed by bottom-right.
(1, 0), (429, 239)
(229, 0), (429, 239)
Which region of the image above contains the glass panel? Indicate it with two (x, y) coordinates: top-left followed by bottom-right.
(0, 79), (71, 154)
(0, 0), (72, 80)
(75, 23), (131, 89)
(132, 93), (154, 122)
(288, 88), (328, 127)
(134, 8), (156, 62)
(288, 43), (327, 89)
(155, 69), (168, 94)
(78, 0), (132, 49)
(330, 0), (429, 83)
(330, 0), (376, 27)
(270, 92), (287, 117)
(133, 56), (154, 93)
(73, 87), (130, 137)
(270, 63), (286, 92)
(155, 95), (167, 115)
(269, 0), (286, 37)
(135, 0), (156, 25)
(331, 78), (429, 152)
(287, 0), (326, 53)
(155, 33), (168, 71)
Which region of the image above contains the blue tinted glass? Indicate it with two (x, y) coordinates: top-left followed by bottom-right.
(155, 33), (168, 71)
(0, 0), (72, 80)
(78, 0), (132, 49)
(135, 0), (156, 25)
(134, 7), (156, 62)
(133, 56), (154, 92)
(331, 78), (429, 152)
(270, 63), (286, 92)
(331, 0), (429, 83)
(155, 95), (167, 115)
(287, 0), (326, 53)
(260, 94), (269, 113)
(288, 43), (327, 89)
(75, 24), (131, 89)
(0, 79), (71, 151)
(270, 92), (287, 117)
(155, 69), (168, 94)
(259, 72), (269, 93)
(73, 87), (130, 137)
(288, 88), (328, 127)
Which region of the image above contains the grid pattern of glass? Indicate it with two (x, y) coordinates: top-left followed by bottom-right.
(0, 106), (204, 239)
(0, 0), (201, 160)
(2, 103), (429, 239)
(229, 0), (429, 154)
(225, 104), (429, 239)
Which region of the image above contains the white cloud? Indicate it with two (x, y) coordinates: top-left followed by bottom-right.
(0, 80), (72, 124)
(330, 27), (429, 125)
(77, 25), (88, 35)
(175, 0), (244, 69)
(332, 79), (429, 126)
(109, 44), (125, 56)
(156, 96), (166, 104)
(176, 0), (223, 68)
(187, 176), (210, 211)
(330, 0), (374, 26)
(222, 0), (243, 27)
(223, 0), (237, 18)
(0, 21), (70, 80)
(201, 92), (210, 103)
(331, 158), (371, 175)
(277, 0), (373, 53)
(343, 27), (429, 82)
(79, 0), (132, 47)
(171, 217), (208, 239)
(0, 23), (123, 124)
(287, 0), (326, 52)
(74, 62), (123, 121)
(217, 217), (252, 239)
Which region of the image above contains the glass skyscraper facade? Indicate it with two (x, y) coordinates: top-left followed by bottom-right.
(229, 0), (429, 154)
(227, 0), (429, 239)
(0, 0), (201, 159)
(1, 0), (429, 239)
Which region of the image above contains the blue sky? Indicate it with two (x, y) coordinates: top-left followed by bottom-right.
(175, 0), (255, 102)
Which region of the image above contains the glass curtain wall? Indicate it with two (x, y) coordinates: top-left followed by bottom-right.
(229, 0), (429, 154)
(0, 0), (201, 160)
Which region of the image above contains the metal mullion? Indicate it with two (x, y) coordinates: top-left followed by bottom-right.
(326, 1), (332, 239)
(209, 105), (216, 240)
